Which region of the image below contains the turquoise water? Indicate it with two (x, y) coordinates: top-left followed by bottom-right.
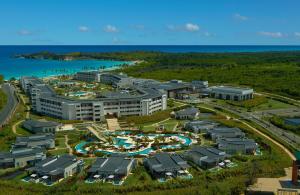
(2, 45), (300, 79)
(75, 131), (192, 156)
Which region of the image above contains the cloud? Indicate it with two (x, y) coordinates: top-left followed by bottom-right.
(295, 32), (300, 38)
(167, 23), (200, 32)
(233, 13), (248, 21)
(259, 31), (284, 38)
(104, 25), (118, 33)
(17, 29), (33, 36)
(78, 26), (89, 32)
(185, 23), (200, 32)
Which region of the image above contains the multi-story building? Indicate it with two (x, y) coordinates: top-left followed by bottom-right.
(20, 75), (167, 122)
(74, 71), (101, 82)
(209, 86), (254, 101)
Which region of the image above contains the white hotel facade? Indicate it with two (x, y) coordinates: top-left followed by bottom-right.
(21, 76), (167, 122)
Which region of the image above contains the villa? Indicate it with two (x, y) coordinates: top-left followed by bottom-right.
(87, 156), (136, 184)
(184, 120), (219, 133)
(207, 127), (245, 141)
(184, 146), (227, 169)
(209, 86), (254, 101)
(0, 147), (46, 168)
(22, 119), (61, 134)
(143, 153), (190, 180)
(26, 155), (84, 185)
(13, 134), (55, 149)
(174, 107), (200, 120)
(217, 138), (258, 154)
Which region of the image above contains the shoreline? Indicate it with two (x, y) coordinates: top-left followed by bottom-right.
(4, 59), (139, 81)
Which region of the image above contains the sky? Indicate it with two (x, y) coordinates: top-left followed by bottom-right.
(0, 0), (299, 45)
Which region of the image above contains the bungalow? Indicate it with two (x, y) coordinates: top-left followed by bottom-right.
(184, 146), (227, 169)
(184, 120), (219, 133)
(13, 134), (55, 149)
(0, 147), (46, 168)
(26, 155), (84, 185)
(22, 119), (61, 134)
(207, 127), (245, 141)
(175, 107), (200, 120)
(87, 156), (136, 184)
(217, 138), (258, 154)
(143, 153), (190, 179)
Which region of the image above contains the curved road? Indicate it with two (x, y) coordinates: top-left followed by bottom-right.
(0, 83), (18, 128)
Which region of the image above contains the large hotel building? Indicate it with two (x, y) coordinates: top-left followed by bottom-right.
(20, 73), (167, 122)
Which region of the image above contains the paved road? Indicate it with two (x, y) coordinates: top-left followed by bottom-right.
(207, 102), (300, 150)
(0, 84), (18, 128)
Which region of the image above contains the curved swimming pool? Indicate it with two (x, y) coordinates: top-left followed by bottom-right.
(75, 131), (192, 156)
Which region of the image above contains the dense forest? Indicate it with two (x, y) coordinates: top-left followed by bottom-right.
(20, 51), (300, 99)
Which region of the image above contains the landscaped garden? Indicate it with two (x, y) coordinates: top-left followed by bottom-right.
(75, 130), (194, 157)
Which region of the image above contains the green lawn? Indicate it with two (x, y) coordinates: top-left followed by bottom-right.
(0, 88), (7, 111)
(15, 126), (31, 136)
(253, 98), (294, 111)
(56, 137), (66, 148)
(142, 119), (179, 132)
(215, 97), (294, 112)
(48, 148), (69, 156)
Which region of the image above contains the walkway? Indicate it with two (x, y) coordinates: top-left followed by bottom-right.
(11, 119), (23, 136)
(87, 126), (106, 142)
(19, 94), (30, 119)
(106, 118), (121, 130)
(64, 135), (73, 155)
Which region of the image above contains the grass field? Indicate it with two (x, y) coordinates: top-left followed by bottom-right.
(215, 97), (294, 112)
(0, 88), (7, 111)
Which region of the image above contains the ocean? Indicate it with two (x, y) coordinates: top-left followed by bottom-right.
(1, 45), (300, 79)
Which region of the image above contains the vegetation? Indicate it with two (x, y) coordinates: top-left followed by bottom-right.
(270, 116), (300, 135)
(122, 110), (171, 125)
(226, 96), (268, 110)
(0, 74), (7, 111)
(22, 51), (300, 99)
(0, 89), (7, 111)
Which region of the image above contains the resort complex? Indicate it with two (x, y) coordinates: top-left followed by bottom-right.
(1, 0), (300, 193)
(1, 67), (298, 194)
(0, 69), (266, 188)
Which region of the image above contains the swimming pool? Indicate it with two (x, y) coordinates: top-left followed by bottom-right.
(75, 131), (192, 156)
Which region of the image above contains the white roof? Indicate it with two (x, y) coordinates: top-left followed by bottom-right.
(166, 172), (173, 176)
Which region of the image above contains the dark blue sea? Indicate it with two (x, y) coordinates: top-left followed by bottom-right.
(1, 45), (300, 79)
